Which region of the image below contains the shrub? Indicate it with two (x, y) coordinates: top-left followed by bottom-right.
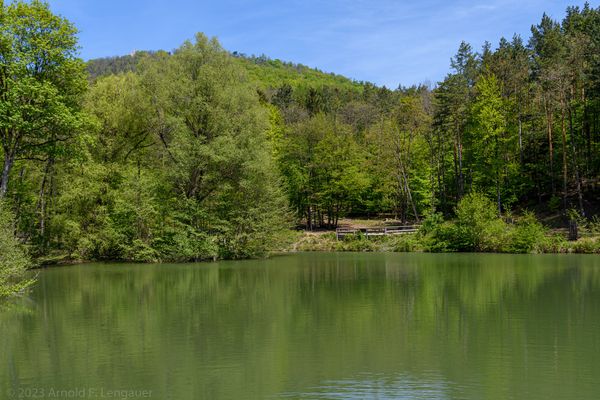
(295, 232), (337, 251)
(454, 192), (508, 252)
(536, 233), (569, 253)
(338, 232), (375, 251)
(126, 239), (161, 262)
(581, 215), (600, 236)
(589, 216), (600, 235)
(421, 221), (457, 252)
(338, 238), (376, 252)
(418, 212), (445, 237)
(386, 234), (420, 252)
(0, 204), (34, 299)
(508, 211), (547, 253)
(570, 237), (600, 254)
(421, 193), (509, 252)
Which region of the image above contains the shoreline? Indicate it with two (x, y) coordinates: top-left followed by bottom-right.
(31, 230), (600, 269)
(289, 231), (600, 255)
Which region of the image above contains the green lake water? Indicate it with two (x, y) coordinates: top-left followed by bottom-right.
(1, 252), (599, 399)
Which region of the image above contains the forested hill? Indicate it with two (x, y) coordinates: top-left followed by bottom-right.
(2, 0), (600, 279)
(86, 4), (600, 233)
(87, 51), (363, 90)
(86, 51), (161, 79)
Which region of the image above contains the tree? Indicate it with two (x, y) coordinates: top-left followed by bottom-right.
(530, 13), (566, 198)
(0, 0), (87, 198)
(469, 73), (512, 213)
(138, 34), (290, 259)
(368, 91), (431, 222)
(45, 34), (290, 261)
(0, 202), (32, 298)
(434, 43), (479, 205)
(279, 114), (368, 229)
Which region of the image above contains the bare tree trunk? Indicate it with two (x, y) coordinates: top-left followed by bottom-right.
(582, 87), (591, 175)
(518, 116), (524, 165)
(560, 104), (568, 212)
(456, 128), (464, 199)
(497, 177), (502, 215)
(569, 107), (585, 216)
(544, 98), (555, 195)
(401, 168), (419, 223)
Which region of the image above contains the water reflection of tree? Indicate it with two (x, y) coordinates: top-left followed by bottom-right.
(1, 254), (599, 399)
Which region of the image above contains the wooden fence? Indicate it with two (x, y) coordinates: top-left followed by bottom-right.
(335, 225), (420, 240)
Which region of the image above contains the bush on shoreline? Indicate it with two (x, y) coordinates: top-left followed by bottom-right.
(418, 193), (547, 253)
(0, 204), (34, 299)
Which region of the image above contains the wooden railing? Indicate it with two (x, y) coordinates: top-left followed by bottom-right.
(335, 225), (420, 240)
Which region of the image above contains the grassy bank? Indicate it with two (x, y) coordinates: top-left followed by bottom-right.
(290, 193), (600, 255)
(291, 231), (600, 254)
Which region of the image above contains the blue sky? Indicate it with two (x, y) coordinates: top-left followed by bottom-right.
(48, 0), (597, 88)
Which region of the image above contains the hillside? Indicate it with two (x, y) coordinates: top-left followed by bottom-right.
(87, 50), (365, 91)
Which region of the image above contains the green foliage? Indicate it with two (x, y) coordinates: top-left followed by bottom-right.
(0, 203), (33, 298)
(535, 233), (570, 253)
(0, 0), (88, 197)
(454, 192), (507, 251)
(584, 216), (600, 236)
(418, 198), (587, 254)
(570, 237), (600, 254)
(418, 212), (445, 237)
(422, 193), (507, 252)
(337, 233), (375, 252)
(295, 233), (338, 252)
(234, 54), (363, 92)
(0, 3), (294, 262)
(4, 1), (600, 264)
(36, 34), (290, 262)
(385, 234), (420, 252)
(508, 212), (548, 253)
(468, 74), (517, 209)
(293, 232), (421, 253)
(279, 114), (370, 228)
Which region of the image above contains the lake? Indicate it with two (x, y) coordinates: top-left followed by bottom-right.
(1, 252), (599, 399)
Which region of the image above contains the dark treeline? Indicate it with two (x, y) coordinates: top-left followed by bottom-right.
(86, 50), (168, 79)
(1, 0), (600, 295)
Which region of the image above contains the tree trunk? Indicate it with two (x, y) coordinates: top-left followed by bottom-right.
(0, 150), (15, 199)
(334, 205), (339, 229)
(497, 177), (502, 215)
(401, 168), (419, 223)
(451, 121), (463, 202)
(582, 87), (591, 175)
(37, 158), (54, 244)
(518, 116), (524, 165)
(569, 107), (585, 216)
(560, 105), (568, 213)
(544, 98), (555, 195)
